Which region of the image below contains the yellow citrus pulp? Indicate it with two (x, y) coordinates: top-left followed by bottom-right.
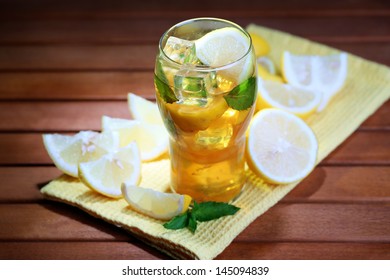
(246, 108), (318, 184)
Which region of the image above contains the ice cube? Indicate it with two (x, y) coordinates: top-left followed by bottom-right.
(195, 124), (233, 149)
(163, 36), (198, 65)
(173, 66), (218, 105)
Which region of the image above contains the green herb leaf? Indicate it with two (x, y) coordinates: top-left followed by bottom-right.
(163, 212), (188, 230)
(187, 212), (198, 233)
(154, 73), (178, 104)
(163, 201), (240, 233)
(192, 201), (240, 222)
(223, 76), (257, 111)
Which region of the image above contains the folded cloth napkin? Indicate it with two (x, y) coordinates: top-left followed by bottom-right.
(41, 24), (390, 260)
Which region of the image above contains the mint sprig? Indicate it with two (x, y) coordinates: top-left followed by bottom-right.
(223, 76), (257, 111)
(163, 201), (240, 233)
(154, 58), (178, 104)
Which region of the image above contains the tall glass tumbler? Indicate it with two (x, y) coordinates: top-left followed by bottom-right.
(154, 18), (257, 202)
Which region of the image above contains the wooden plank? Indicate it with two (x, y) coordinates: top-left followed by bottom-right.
(0, 101), (387, 131)
(0, 203), (130, 241)
(0, 0), (388, 20)
(1, 166), (389, 203)
(0, 17), (389, 44)
(0, 167), (61, 202)
(360, 99), (390, 130)
(217, 242), (390, 260)
(0, 45), (156, 71)
(0, 203), (388, 242)
(322, 131), (390, 165)
(0, 72), (155, 100)
(283, 166), (390, 203)
(0, 131), (387, 165)
(0, 42), (388, 72)
(237, 203), (390, 242)
(0, 241), (167, 260)
(0, 241), (389, 260)
(0, 101), (129, 132)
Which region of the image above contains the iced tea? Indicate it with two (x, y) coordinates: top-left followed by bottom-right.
(154, 18), (257, 202)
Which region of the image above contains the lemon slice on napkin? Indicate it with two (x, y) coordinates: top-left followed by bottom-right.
(102, 116), (168, 162)
(43, 131), (118, 177)
(282, 51), (348, 111)
(246, 108), (318, 184)
(128, 93), (163, 125)
(122, 183), (192, 220)
(79, 142), (141, 198)
(256, 79), (322, 119)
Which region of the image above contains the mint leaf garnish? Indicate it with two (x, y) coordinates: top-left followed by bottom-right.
(188, 212), (198, 233)
(223, 76), (256, 111)
(163, 201), (240, 233)
(154, 73), (178, 104)
(192, 201), (240, 222)
(163, 212), (188, 230)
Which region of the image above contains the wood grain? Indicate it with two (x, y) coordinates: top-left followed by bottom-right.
(0, 0), (388, 20)
(0, 72), (155, 100)
(0, 203), (388, 242)
(1, 166), (388, 203)
(1, 241), (389, 260)
(0, 17), (388, 44)
(217, 242), (390, 260)
(0, 43), (388, 72)
(0, 241), (167, 260)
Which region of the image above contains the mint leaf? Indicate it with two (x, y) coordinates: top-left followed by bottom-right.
(163, 201), (240, 233)
(163, 212), (188, 230)
(192, 201), (240, 222)
(154, 73), (178, 104)
(188, 212), (198, 233)
(223, 76), (256, 111)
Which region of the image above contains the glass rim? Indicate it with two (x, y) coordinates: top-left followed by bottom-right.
(158, 17), (253, 72)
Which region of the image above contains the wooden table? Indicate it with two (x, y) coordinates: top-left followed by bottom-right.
(0, 0), (389, 260)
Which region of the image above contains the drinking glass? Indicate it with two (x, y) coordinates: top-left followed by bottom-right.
(154, 18), (257, 202)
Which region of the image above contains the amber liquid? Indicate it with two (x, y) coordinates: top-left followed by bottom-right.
(155, 84), (254, 202)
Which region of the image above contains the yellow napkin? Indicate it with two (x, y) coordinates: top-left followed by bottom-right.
(41, 24), (390, 260)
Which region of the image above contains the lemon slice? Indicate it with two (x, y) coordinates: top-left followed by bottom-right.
(246, 108), (318, 184)
(282, 51), (348, 111)
(166, 95), (228, 132)
(43, 131), (118, 177)
(195, 27), (253, 82)
(257, 64), (284, 83)
(79, 142), (141, 198)
(249, 32), (270, 57)
(256, 79), (322, 119)
(102, 116), (168, 161)
(127, 93), (163, 125)
(257, 56), (275, 74)
(121, 183), (192, 220)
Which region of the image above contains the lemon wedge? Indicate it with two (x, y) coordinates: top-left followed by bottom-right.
(257, 56), (276, 74)
(282, 51), (348, 111)
(166, 95), (228, 132)
(195, 27), (254, 82)
(246, 109), (318, 184)
(249, 32), (270, 57)
(102, 116), (168, 161)
(127, 93), (163, 125)
(79, 142), (141, 198)
(43, 131), (118, 177)
(256, 78), (322, 119)
(122, 183), (192, 220)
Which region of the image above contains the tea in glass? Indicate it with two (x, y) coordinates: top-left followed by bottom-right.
(154, 18), (257, 202)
